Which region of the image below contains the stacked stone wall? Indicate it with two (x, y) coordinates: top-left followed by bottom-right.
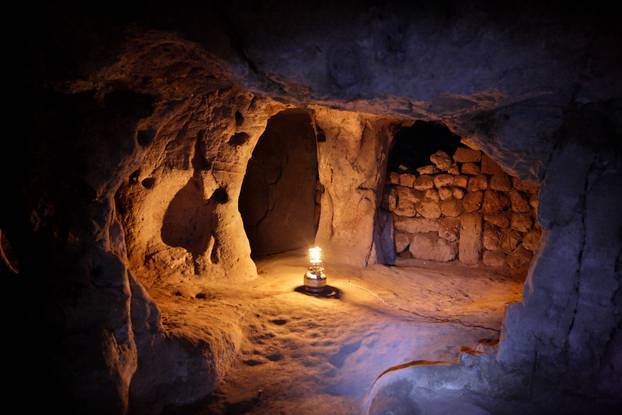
(384, 147), (541, 272)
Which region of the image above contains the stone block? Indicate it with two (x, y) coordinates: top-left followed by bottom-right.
(522, 229), (542, 251)
(387, 188), (397, 210)
(388, 172), (400, 185)
(424, 189), (440, 201)
(453, 147), (481, 163)
(489, 174), (512, 191)
(483, 224), (501, 250)
(438, 187), (453, 201)
(394, 217), (439, 233)
(512, 177), (539, 193)
(399, 173), (416, 187)
(467, 175), (488, 192)
(409, 232), (457, 262)
(396, 186), (424, 204)
(463, 191), (483, 212)
(500, 229), (522, 253)
(416, 200), (441, 219)
(447, 164), (460, 175)
(483, 190), (510, 213)
(439, 217), (460, 242)
(453, 175), (468, 188)
(461, 162), (480, 175)
(440, 199), (463, 217)
(511, 213), (532, 232)
(484, 212), (510, 228)
(430, 150), (452, 170)
(452, 187), (465, 199)
(481, 154), (505, 175)
(416, 165), (438, 175)
(434, 174), (454, 188)
(509, 190), (530, 213)
(413, 175), (434, 190)
(392, 199), (417, 217)
(459, 213), (482, 264)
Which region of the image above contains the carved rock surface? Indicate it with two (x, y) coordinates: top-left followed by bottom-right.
(11, 5), (622, 414)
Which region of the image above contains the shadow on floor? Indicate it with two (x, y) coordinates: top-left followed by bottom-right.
(294, 285), (342, 299)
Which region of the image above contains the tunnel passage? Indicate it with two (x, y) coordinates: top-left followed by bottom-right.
(382, 121), (542, 274)
(239, 109), (321, 258)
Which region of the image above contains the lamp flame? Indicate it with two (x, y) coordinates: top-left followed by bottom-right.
(304, 246), (326, 292)
(309, 246), (322, 265)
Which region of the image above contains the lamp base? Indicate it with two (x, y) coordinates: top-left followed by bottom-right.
(304, 270), (327, 293)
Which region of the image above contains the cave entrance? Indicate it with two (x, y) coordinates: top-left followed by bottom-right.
(382, 120), (542, 275)
(239, 109), (321, 258)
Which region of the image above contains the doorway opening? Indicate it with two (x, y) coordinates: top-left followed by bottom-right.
(239, 109), (321, 258)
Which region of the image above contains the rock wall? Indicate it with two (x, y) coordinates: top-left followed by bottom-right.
(385, 146), (541, 272)
(313, 107), (398, 266)
(8, 4), (622, 414)
(367, 135), (622, 415)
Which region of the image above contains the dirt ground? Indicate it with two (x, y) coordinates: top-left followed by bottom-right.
(153, 251), (524, 415)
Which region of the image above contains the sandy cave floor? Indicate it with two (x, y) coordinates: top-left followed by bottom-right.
(152, 251), (524, 415)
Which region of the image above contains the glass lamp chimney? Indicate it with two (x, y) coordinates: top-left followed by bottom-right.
(304, 246), (327, 293)
(309, 247), (322, 265)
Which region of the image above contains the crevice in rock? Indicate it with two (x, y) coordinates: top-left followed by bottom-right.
(563, 154), (596, 361)
(228, 132), (250, 146)
(234, 110), (244, 126)
(141, 177), (155, 189)
(136, 128), (156, 147)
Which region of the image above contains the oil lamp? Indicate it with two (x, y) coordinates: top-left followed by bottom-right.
(304, 246), (327, 293)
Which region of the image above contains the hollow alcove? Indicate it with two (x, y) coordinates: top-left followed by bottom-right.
(239, 109), (320, 258)
(382, 120), (542, 276)
(387, 120), (462, 173)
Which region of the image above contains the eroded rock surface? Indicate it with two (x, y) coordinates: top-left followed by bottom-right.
(7, 3), (622, 415)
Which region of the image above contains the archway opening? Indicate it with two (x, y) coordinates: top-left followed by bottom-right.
(239, 109), (321, 258)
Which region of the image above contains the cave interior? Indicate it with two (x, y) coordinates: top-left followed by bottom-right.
(4, 3), (622, 415)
